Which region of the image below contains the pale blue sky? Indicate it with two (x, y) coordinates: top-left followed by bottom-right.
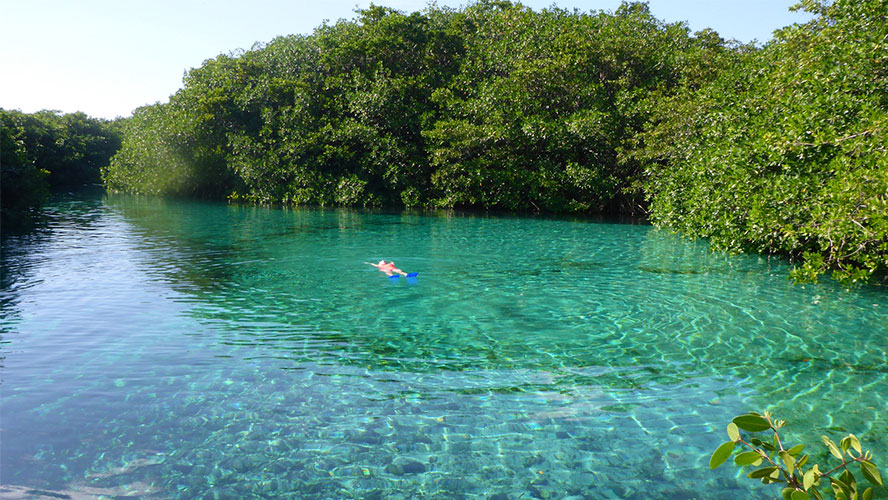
(1, 0), (812, 120)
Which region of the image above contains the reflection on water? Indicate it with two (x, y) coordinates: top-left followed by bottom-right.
(1, 193), (886, 499)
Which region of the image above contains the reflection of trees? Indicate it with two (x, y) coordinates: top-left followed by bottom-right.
(105, 194), (242, 292)
(1, 193), (109, 335)
(1, 233), (45, 334)
(108, 194), (418, 288)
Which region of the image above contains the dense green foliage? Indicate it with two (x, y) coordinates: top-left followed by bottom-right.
(422, 3), (735, 213)
(641, 0), (888, 283)
(1, 112), (49, 216)
(711, 411), (884, 500)
(104, 1), (723, 211)
(103, 0), (887, 282)
(1, 109), (122, 224)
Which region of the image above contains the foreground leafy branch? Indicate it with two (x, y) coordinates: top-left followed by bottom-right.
(711, 411), (884, 500)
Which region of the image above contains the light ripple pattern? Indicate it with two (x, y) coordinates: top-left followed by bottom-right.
(1, 193), (886, 500)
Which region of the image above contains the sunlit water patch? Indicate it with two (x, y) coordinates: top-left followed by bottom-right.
(1, 194), (886, 499)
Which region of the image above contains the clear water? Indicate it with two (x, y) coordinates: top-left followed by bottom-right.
(1, 193), (886, 500)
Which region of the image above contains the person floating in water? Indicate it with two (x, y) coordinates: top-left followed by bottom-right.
(367, 260), (408, 277)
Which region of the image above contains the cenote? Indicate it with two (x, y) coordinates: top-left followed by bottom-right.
(1, 193), (886, 500)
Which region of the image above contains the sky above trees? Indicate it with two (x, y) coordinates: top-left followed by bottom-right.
(1, 0), (811, 120)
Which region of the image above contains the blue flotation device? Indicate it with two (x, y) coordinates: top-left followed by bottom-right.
(390, 272), (419, 279)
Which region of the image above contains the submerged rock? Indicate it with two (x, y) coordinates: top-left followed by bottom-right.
(401, 460), (427, 474)
(385, 458), (427, 475)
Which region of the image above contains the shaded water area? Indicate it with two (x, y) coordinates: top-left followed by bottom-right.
(1, 193), (886, 500)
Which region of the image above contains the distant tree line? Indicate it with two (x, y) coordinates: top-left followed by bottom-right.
(11, 0), (883, 283)
(1, 109), (122, 225)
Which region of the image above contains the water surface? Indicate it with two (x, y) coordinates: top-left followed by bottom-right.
(2, 194), (886, 499)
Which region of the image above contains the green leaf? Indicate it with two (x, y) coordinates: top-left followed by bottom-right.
(822, 436), (844, 460)
(860, 460), (882, 486)
(781, 451), (796, 476)
(797, 455), (810, 468)
(782, 487), (795, 500)
(848, 434), (862, 454)
(749, 466), (779, 479)
(841, 436), (852, 452)
(734, 414), (771, 432)
(710, 441), (736, 469)
(830, 478), (852, 499)
(791, 490), (811, 500)
(768, 467), (785, 483)
(727, 422), (740, 442)
(788, 444), (805, 456)
(862, 487), (873, 500)
(804, 468), (816, 490)
(840, 469), (857, 490)
(734, 451), (763, 466)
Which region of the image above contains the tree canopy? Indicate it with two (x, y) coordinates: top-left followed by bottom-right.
(104, 1), (725, 212)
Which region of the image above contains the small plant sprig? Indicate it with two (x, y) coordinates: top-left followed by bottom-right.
(710, 411), (884, 500)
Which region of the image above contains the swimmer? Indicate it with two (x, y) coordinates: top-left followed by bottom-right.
(366, 260), (408, 277)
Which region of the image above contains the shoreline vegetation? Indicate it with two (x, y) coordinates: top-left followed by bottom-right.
(3, 0), (885, 284)
(1, 109), (122, 229)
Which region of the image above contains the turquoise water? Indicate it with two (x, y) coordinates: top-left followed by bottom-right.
(1, 193), (886, 500)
